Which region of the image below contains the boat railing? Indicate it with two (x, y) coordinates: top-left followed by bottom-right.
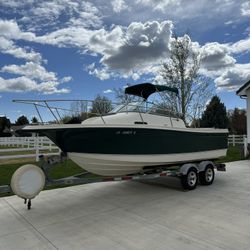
(12, 99), (181, 125)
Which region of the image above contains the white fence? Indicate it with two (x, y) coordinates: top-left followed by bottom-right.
(228, 135), (248, 157)
(0, 136), (60, 162)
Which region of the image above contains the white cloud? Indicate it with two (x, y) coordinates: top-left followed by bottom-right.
(0, 76), (38, 92)
(60, 76), (73, 83)
(88, 67), (111, 80)
(224, 20), (233, 25)
(0, 76), (70, 94)
(0, 5), (249, 93)
(241, 2), (250, 17)
(200, 42), (236, 72)
(214, 64), (250, 91)
(100, 21), (172, 72)
(111, 0), (128, 13)
(1, 62), (57, 81)
(0, 62), (72, 94)
(0, 37), (42, 62)
(103, 89), (113, 94)
(0, 19), (35, 40)
(230, 36), (250, 54)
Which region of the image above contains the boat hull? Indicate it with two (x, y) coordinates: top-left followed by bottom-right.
(68, 149), (227, 176)
(23, 125), (228, 176)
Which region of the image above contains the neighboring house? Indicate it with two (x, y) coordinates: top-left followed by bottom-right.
(236, 80), (250, 151)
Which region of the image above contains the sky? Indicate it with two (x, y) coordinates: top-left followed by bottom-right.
(0, 0), (249, 122)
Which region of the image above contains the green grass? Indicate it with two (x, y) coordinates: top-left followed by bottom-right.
(0, 160), (83, 197)
(0, 149), (59, 156)
(0, 145), (246, 197)
(0, 159), (82, 186)
(216, 145), (246, 163)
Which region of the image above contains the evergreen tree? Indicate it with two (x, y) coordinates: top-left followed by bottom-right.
(31, 116), (38, 124)
(15, 115), (29, 125)
(229, 108), (246, 135)
(200, 96), (228, 128)
(0, 116), (11, 136)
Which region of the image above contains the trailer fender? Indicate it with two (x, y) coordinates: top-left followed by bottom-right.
(198, 161), (215, 172)
(179, 163), (198, 175)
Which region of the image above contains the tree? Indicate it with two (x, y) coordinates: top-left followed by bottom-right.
(113, 85), (141, 104)
(229, 108), (246, 135)
(0, 116), (10, 130)
(159, 34), (213, 124)
(200, 96), (228, 128)
(15, 115), (29, 125)
(91, 95), (112, 115)
(0, 116), (11, 136)
(31, 116), (38, 124)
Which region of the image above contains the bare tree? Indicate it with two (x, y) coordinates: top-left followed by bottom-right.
(91, 95), (112, 115)
(113, 85), (141, 104)
(159, 34), (213, 124)
(70, 101), (88, 116)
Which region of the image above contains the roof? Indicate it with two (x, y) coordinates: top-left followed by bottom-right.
(236, 80), (250, 97)
(125, 83), (178, 100)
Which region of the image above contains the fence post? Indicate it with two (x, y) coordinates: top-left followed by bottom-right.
(49, 140), (52, 152)
(243, 135), (248, 158)
(232, 134), (235, 146)
(35, 133), (39, 162)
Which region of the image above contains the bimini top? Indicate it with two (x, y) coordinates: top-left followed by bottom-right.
(125, 83), (178, 100)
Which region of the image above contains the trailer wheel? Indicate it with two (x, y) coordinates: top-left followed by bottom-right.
(199, 165), (214, 185)
(181, 168), (198, 190)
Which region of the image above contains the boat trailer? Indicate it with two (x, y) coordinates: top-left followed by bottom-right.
(0, 153), (226, 210)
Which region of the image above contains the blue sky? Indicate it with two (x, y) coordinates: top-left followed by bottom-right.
(0, 0), (249, 122)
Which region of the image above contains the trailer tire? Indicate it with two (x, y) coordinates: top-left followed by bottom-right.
(199, 165), (214, 185)
(181, 167), (198, 190)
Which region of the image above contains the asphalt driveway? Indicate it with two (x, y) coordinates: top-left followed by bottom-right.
(0, 160), (250, 250)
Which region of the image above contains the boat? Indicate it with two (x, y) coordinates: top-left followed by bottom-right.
(21, 83), (228, 176)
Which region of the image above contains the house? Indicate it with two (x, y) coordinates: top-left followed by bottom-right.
(236, 80), (250, 151)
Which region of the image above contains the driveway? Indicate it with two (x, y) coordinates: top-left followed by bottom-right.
(0, 160), (249, 250)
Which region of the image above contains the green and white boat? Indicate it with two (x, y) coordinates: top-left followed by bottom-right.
(22, 83), (228, 176)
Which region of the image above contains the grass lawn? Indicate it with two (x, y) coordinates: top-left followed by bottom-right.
(0, 145), (246, 197)
(216, 145), (246, 163)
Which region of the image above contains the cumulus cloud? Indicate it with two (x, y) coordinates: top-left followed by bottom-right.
(60, 76), (73, 83)
(0, 3), (249, 93)
(103, 89), (113, 94)
(111, 0), (128, 13)
(37, 20), (172, 79)
(214, 64), (250, 91)
(241, 2), (250, 17)
(0, 37), (42, 62)
(100, 21), (172, 72)
(0, 76), (70, 94)
(0, 19), (35, 40)
(0, 76), (36, 92)
(0, 62), (71, 94)
(1, 62), (57, 81)
(4, 0), (103, 31)
(200, 42), (236, 71)
(230, 36), (250, 54)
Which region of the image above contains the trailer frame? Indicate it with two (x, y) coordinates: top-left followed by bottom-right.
(0, 153), (226, 209)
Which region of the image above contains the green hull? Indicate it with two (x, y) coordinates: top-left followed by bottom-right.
(31, 127), (228, 155)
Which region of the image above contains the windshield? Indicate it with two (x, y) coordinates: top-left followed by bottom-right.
(109, 102), (144, 113)
(109, 101), (180, 118)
